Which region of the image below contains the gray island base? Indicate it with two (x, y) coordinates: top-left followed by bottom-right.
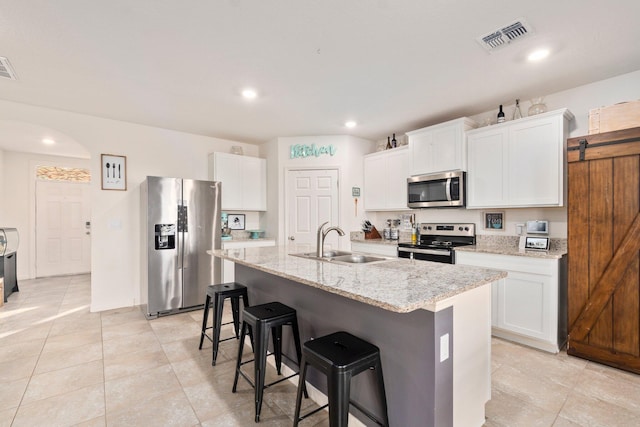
(211, 246), (506, 427)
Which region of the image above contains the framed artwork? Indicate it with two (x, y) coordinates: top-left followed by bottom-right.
(228, 214), (246, 230)
(483, 210), (505, 231)
(525, 236), (550, 251)
(101, 154), (127, 191)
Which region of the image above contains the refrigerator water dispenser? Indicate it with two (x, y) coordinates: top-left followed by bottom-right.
(155, 224), (176, 250)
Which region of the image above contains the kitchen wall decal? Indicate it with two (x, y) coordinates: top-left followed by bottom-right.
(228, 214), (245, 230)
(483, 210), (505, 231)
(101, 154), (127, 191)
(290, 144), (336, 159)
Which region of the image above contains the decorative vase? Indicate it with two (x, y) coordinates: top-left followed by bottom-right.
(528, 97), (548, 116)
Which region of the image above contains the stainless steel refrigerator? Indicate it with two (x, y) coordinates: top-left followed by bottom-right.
(141, 176), (221, 318)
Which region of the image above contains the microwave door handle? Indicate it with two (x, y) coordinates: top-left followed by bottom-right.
(445, 178), (452, 201)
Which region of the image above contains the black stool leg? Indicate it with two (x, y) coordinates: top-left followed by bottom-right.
(211, 292), (226, 365)
(232, 322), (248, 393)
(328, 371), (352, 427)
(242, 294), (255, 351)
(374, 358), (390, 427)
(230, 296), (241, 338)
(293, 356), (309, 427)
(272, 325), (283, 375)
(198, 294), (211, 350)
(253, 324), (269, 422)
(291, 319), (308, 398)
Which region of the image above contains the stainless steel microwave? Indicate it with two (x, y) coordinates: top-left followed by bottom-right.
(407, 171), (465, 208)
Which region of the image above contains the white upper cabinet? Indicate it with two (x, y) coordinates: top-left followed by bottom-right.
(466, 109), (573, 208)
(208, 152), (267, 211)
(363, 146), (409, 211)
(407, 117), (477, 175)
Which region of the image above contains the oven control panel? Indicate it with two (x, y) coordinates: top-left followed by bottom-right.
(420, 223), (475, 237)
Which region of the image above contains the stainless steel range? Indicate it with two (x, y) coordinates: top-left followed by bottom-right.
(398, 223), (475, 264)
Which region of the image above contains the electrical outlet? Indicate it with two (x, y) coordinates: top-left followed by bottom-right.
(440, 333), (449, 362)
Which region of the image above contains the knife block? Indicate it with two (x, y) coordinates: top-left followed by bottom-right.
(364, 226), (382, 239)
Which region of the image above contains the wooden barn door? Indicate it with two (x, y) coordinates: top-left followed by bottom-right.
(567, 127), (640, 374)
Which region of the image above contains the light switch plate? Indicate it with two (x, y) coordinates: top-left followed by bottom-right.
(440, 333), (449, 362)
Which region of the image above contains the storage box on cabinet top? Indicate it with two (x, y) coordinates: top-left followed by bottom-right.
(589, 100), (640, 134)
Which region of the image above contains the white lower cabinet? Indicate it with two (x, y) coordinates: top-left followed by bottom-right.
(221, 239), (276, 282)
(350, 241), (398, 257)
(456, 251), (567, 353)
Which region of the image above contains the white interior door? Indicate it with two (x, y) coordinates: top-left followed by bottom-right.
(36, 180), (91, 277)
(286, 169), (339, 250)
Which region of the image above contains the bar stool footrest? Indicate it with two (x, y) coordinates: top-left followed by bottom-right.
(235, 352), (302, 391)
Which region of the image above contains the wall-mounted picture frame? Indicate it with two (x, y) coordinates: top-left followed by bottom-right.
(101, 154), (127, 191)
(483, 210), (505, 231)
(228, 214), (245, 230)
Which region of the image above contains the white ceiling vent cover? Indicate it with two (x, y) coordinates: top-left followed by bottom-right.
(0, 57), (18, 80)
(476, 19), (534, 52)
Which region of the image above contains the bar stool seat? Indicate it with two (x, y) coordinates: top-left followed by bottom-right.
(232, 301), (307, 422)
(293, 331), (389, 427)
(198, 282), (249, 366)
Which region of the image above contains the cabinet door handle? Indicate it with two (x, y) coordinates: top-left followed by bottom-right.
(288, 236), (295, 241)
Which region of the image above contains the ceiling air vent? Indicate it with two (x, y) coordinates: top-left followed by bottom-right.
(476, 19), (534, 52)
(0, 57), (18, 80)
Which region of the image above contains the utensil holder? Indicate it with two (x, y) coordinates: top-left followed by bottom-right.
(364, 226), (382, 239)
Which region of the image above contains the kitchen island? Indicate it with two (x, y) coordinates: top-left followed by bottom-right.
(210, 246), (506, 427)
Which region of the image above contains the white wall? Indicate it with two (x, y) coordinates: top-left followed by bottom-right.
(0, 98), (257, 312)
(470, 69), (640, 138)
(261, 135), (375, 249)
(367, 69), (640, 238)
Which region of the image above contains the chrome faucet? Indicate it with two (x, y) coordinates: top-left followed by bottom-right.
(316, 221), (345, 257)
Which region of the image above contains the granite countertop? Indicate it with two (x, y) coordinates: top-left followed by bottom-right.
(352, 234), (567, 259)
(456, 235), (567, 259)
(455, 245), (566, 259)
(222, 237), (276, 243)
(350, 238), (407, 246)
(209, 245), (506, 313)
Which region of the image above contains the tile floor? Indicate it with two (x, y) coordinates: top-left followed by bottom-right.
(1, 275), (639, 426)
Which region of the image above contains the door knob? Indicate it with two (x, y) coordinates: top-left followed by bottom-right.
(288, 236), (295, 241)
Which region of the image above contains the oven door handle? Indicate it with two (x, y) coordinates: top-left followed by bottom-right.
(398, 247), (451, 256)
(445, 178), (452, 201)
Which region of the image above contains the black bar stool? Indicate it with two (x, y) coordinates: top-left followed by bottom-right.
(198, 282), (249, 366)
(232, 301), (307, 422)
(293, 331), (389, 427)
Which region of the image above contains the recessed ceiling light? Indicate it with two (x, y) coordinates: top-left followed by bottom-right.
(345, 121), (357, 128)
(241, 88), (257, 100)
(42, 138), (55, 145)
(528, 48), (550, 61)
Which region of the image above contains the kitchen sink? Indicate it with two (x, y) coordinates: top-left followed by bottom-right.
(330, 254), (387, 264)
(291, 250), (352, 259)
(289, 251), (390, 265)
(320, 250), (353, 258)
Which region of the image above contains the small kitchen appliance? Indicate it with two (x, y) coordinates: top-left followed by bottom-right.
(398, 222), (475, 264)
(0, 227), (20, 302)
(407, 171), (465, 208)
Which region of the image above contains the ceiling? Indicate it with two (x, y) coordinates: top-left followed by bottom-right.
(0, 0), (639, 157)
